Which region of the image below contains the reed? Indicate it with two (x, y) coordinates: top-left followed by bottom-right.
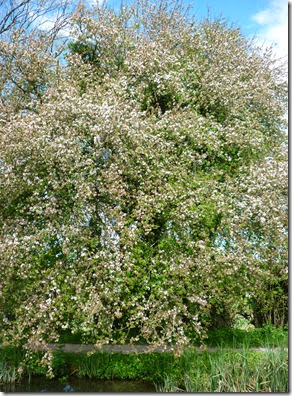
(158, 347), (288, 392)
(0, 361), (19, 384)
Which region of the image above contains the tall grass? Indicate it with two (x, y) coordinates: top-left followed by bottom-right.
(0, 343), (288, 392)
(0, 360), (18, 384)
(157, 347), (288, 393)
(0, 347), (24, 384)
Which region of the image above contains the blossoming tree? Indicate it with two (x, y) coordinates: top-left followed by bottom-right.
(0, 0), (287, 360)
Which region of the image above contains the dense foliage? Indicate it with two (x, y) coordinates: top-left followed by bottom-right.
(0, 0), (287, 364)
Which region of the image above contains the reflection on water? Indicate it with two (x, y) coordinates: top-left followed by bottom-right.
(1, 377), (157, 392)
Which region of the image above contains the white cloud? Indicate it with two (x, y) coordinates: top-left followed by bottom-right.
(33, 12), (72, 38)
(85, 0), (105, 6)
(251, 0), (288, 61)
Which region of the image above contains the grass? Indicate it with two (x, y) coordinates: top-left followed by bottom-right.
(0, 345), (288, 392)
(0, 360), (18, 384)
(157, 347), (288, 392)
(0, 325), (288, 392)
(0, 348), (179, 384)
(205, 324), (288, 348)
(0, 347), (24, 384)
(71, 352), (179, 382)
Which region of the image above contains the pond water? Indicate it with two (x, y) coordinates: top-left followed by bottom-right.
(1, 377), (157, 392)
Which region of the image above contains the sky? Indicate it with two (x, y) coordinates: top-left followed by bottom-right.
(104, 0), (288, 61)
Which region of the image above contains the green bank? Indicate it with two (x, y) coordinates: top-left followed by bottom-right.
(0, 326), (288, 393)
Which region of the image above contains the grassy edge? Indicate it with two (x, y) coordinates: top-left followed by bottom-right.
(0, 345), (288, 392)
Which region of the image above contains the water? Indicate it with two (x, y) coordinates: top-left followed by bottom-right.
(1, 377), (157, 392)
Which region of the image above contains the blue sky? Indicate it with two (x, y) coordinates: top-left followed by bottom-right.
(103, 0), (288, 60)
(187, 0), (274, 33)
(191, 0), (288, 59)
(191, 0), (273, 34)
